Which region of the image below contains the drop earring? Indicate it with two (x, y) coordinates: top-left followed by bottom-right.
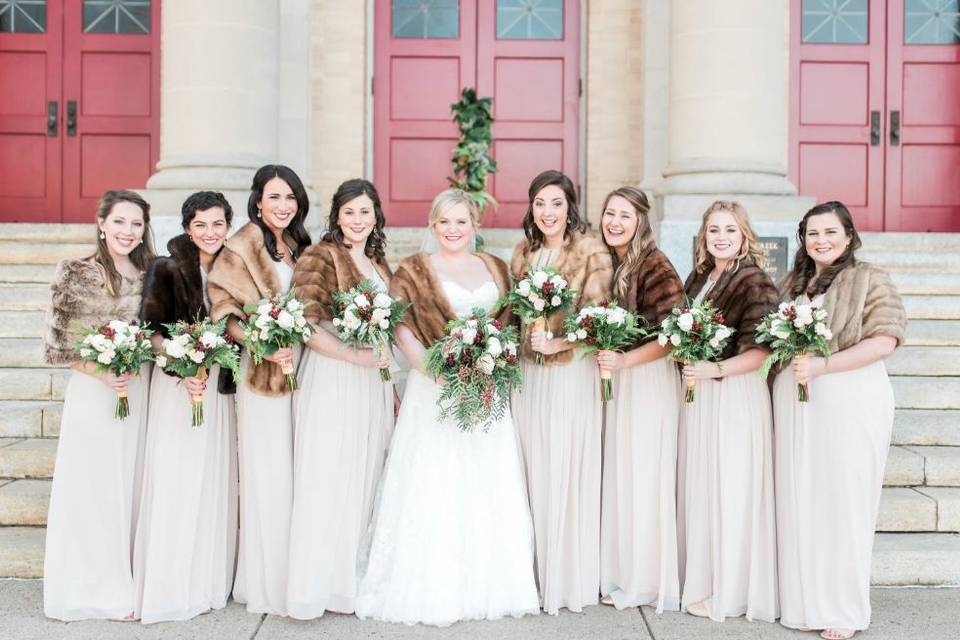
(99, 231), (106, 239)
(257, 208), (262, 219)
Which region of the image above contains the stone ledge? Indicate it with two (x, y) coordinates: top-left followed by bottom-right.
(884, 446), (926, 486)
(876, 488), (937, 532)
(0, 480), (49, 526)
(0, 439), (57, 479)
(872, 533), (960, 586)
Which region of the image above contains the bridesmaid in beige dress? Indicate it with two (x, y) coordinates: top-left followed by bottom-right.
(42, 190), (156, 621)
(774, 201), (906, 640)
(510, 170), (613, 615)
(678, 201), (779, 623)
(286, 179), (394, 619)
(133, 191), (238, 623)
(208, 164), (312, 616)
(595, 187), (683, 613)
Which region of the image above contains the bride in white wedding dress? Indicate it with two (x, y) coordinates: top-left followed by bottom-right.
(355, 190), (540, 627)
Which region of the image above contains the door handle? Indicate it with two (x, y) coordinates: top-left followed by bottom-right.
(47, 101), (58, 137)
(890, 110), (900, 146)
(870, 110), (880, 146)
(67, 100), (77, 137)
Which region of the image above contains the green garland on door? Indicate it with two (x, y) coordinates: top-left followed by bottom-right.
(448, 88), (497, 217)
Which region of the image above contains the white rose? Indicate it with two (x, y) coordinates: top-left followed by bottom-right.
(814, 309), (828, 321)
(670, 333), (682, 347)
(466, 319), (478, 328)
(516, 280), (531, 296)
(373, 292), (392, 308)
(332, 318), (343, 327)
(371, 308), (389, 323)
(276, 310), (295, 330)
(189, 350), (205, 364)
(773, 328), (792, 340)
(155, 355), (167, 368)
(285, 299), (302, 313)
(108, 319), (129, 332)
(476, 352), (496, 375)
(815, 322), (830, 337)
(255, 315), (272, 330)
(657, 333), (668, 347)
(531, 271), (548, 288)
(199, 332), (219, 349)
(715, 326), (732, 341)
(793, 317), (812, 329)
(577, 328), (588, 340)
(354, 294), (370, 309)
(164, 339), (186, 359)
(549, 274), (566, 288)
(379, 319), (390, 329)
(566, 332), (578, 343)
(533, 299), (546, 312)
(461, 328), (477, 345)
(257, 303), (273, 317)
(504, 341), (517, 355)
(778, 302), (792, 313)
(551, 295), (561, 307)
(97, 350), (115, 365)
(660, 317), (670, 329)
(677, 312), (694, 332)
(606, 311), (625, 325)
(486, 323), (500, 334)
(80, 348), (93, 358)
(486, 337), (503, 356)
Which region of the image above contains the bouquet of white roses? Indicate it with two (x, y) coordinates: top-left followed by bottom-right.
(76, 320), (154, 420)
(156, 317), (241, 426)
(331, 279), (409, 381)
(424, 309), (522, 432)
(502, 266), (576, 365)
(755, 298), (832, 402)
(563, 301), (645, 401)
(657, 299), (735, 402)
(240, 289), (311, 391)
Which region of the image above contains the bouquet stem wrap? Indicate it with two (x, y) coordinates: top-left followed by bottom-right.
(754, 298), (832, 403)
(191, 365), (208, 427)
(280, 360), (297, 391)
(531, 317), (546, 366)
(563, 301), (644, 403)
(684, 373), (696, 403)
(115, 389), (129, 420)
(793, 353), (811, 402)
(598, 365), (613, 402)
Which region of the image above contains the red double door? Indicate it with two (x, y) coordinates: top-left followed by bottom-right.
(0, 1), (160, 222)
(790, 0), (960, 231)
(374, 0), (579, 227)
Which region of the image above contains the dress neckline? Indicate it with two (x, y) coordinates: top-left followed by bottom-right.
(442, 279), (497, 296)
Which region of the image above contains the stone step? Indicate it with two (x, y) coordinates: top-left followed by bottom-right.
(890, 271), (960, 295)
(0, 526), (44, 578)
(0, 368), (63, 402)
(885, 346), (960, 376)
(872, 532), (960, 585)
(0, 479), (49, 525)
(0, 401), (63, 438)
(859, 231), (960, 251)
(859, 250), (960, 272)
(893, 410), (960, 446)
(0, 223), (95, 243)
(876, 487), (938, 532)
(0, 264), (57, 284)
(0, 283), (49, 311)
(0, 338), (47, 368)
(0, 241), (94, 266)
(0, 311), (45, 338)
(909, 446), (960, 487)
(904, 319), (960, 346)
(885, 445), (926, 486)
(0, 438), (57, 479)
(902, 295), (960, 320)
(892, 376), (960, 409)
(916, 487), (960, 533)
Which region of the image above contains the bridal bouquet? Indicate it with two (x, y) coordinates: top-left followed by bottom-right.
(563, 301), (645, 402)
(156, 317), (241, 426)
(502, 266), (576, 364)
(755, 298), (832, 402)
(76, 320), (154, 420)
(331, 279), (409, 381)
(657, 299), (735, 402)
(241, 289), (311, 391)
(424, 309), (522, 432)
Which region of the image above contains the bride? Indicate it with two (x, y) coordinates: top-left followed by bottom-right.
(355, 189), (540, 626)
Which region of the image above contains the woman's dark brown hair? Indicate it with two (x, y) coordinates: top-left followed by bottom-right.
(784, 200), (862, 298)
(522, 169), (587, 252)
(92, 190), (156, 297)
(321, 178), (387, 262)
(248, 164), (312, 262)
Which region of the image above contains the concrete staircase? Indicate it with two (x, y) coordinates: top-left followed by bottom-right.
(0, 225), (958, 584)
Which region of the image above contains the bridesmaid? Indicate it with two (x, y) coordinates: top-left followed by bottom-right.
(678, 200), (779, 622)
(208, 164), (312, 616)
(133, 191), (238, 623)
(42, 190), (156, 620)
(286, 178), (394, 619)
(595, 187), (683, 612)
(775, 202), (905, 640)
(510, 169), (613, 614)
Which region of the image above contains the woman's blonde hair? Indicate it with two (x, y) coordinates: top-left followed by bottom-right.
(428, 189), (481, 228)
(600, 187), (657, 302)
(693, 200), (765, 274)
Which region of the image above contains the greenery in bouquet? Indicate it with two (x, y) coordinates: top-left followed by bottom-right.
(563, 300), (646, 401)
(241, 289), (311, 391)
(331, 279), (409, 381)
(657, 298), (735, 402)
(755, 298), (832, 402)
(501, 266), (577, 364)
(75, 319), (154, 419)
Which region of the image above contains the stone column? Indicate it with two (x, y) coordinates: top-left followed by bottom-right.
(654, 0), (813, 277)
(141, 0), (280, 244)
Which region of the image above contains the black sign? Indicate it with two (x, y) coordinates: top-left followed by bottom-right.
(758, 236), (789, 284)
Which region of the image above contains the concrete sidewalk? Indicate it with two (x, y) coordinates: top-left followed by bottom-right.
(1, 580), (957, 640)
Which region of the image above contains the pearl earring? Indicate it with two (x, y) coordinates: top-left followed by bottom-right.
(257, 209), (262, 219)
(99, 231), (106, 239)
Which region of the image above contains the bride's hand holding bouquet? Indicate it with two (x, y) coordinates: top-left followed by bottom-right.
(240, 289), (311, 391)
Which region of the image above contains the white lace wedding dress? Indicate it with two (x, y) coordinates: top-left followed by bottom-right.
(355, 280), (540, 627)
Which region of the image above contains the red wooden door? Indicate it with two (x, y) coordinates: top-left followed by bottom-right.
(61, 0), (160, 222)
(0, 0), (63, 221)
(374, 0), (579, 227)
(0, 0), (160, 223)
(789, 0), (886, 231)
(884, 0), (960, 231)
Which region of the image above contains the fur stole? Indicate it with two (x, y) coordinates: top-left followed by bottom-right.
(389, 252), (511, 348)
(292, 241), (393, 324)
(141, 234), (235, 394)
(43, 258), (143, 365)
(619, 248), (685, 345)
(207, 222), (288, 396)
(510, 230), (614, 365)
(684, 260), (778, 360)
(818, 261), (906, 352)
